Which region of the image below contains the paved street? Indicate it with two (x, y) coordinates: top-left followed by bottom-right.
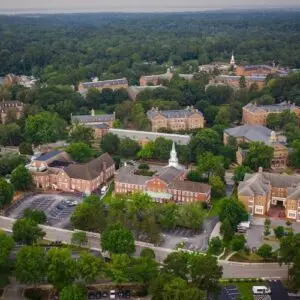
(0, 216), (289, 279)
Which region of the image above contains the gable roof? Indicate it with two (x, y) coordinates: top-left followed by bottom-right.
(147, 107), (203, 120)
(243, 101), (298, 114)
(168, 180), (211, 193)
(71, 114), (115, 124)
(64, 153), (114, 180)
(80, 78), (128, 89)
(156, 166), (184, 183)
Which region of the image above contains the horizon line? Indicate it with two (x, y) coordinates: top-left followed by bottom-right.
(1, 5), (300, 15)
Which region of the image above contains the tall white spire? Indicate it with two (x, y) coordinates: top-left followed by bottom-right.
(230, 52), (236, 66)
(168, 142), (180, 169)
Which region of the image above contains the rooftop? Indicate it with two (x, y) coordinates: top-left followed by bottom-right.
(71, 114), (115, 124)
(108, 128), (191, 145)
(80, 78), (128, 89)
(147, 106), (203, 120)
(35, 150), (64, 162)
(244, 101), (298, 113)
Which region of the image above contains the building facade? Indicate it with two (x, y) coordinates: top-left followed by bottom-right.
(238, 170), (300, 221)
(30, 151), (115, 194)
(0, 100), (24, 124)
(115, 143), (211, 203)
(127, 85), (165, 101)
(242, 102), (300, 126)
(212, 75), (266, 90)
(147, 106), (205, 132)
(224, 125), (289, 169)
(78, 78), (128, 95)
(236, 65), (289, 77)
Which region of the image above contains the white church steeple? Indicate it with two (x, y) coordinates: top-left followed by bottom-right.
(168, 142), (180, 169)
(230, 52), (236, 67)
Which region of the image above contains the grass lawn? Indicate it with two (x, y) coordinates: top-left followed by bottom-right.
(207, 197), (224, 217)
(229, 250), (264, 263)
(102, 182), (114, 203)
(94, 109), (106, 115)
(219, 248), (233, 260)
(222, 280), (265, 300)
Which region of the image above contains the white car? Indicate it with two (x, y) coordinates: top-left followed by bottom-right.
(110, 290), (116, 299)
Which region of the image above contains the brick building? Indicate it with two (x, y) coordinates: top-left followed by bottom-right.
(236, 65), (289, 77)
(242, 102), (300, 126)
(212, 75), (266, 90)
(114, 143), (211, 203)
(0, 100), (24, 124)
(78, 78), (128, 95)
(238, 169), (300, 221)
(30, 151), (115, 194)
(127, 85), (165, 101)
(71, 109), (115, 139)
(147, 106), (205, 132)
(224, 125), (288, 169)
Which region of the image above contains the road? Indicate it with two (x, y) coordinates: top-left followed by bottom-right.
(0, 216), (289, 279)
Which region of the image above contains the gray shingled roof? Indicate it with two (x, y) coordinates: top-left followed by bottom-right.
(147, 107), (203, 120)
(35, 151), (64, 162)
(81, 78), (128, 89)
(72, 114), (115, 124)
(115, 165), (149, 185)
(239, 172), (300, 197)
(216, 75), (266, 81)
(108, 128), (191, 145)
(127, 85), (165, 100)
(243, 102), (297, 113)
(225, 125), (272, 143)
(156, 166), (183, 183)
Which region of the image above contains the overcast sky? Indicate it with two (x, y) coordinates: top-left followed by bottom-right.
(1, 0), (300, 12)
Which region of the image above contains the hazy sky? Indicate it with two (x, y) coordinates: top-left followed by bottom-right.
(1, 0), (300, 12)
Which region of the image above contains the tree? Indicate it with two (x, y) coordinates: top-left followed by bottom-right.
(24, 111), (67, 145)
(130, 256), (158, 284)
(178, 202), (205, 230)
(274, 226), (285, 240)
(244, 142), (274, 171)
(162, 277), (205, 300)
(46, 248), (77, 290)
(0, 153), (27, 177)
(101, 223), (136, 255)
(221, 219), (235, 243)
(257, 244), (273, 261)
(197, 152), (225, 180)
(23, 209), (47, 224)
(0, 231), (14, 268)
(119, 138), (140, 158)
(140, 248), (156, 259)
(264, 218), (271, 237)
(208, 237), (223, 255)
(239, 75), (246, 88)
(157, 202), (179, 229)
(71, 231), (88, 246)
(106, 254), (131, 283)
(163, 252), (190, 280)
(10, 165), (32, 191)
(131, 103), (149, 130)
(219, 197), (248, 230)
(77, 251), (104, 283)
(18, 142), (33, 155)
(66, 142), (93, 163)
(69, 123), (94, 146)
(233, 165), (252, 183)
(214, 106), (232, 126)
(100, 133), (120, 154)
(190, 254), (223, 292)
(71, 197), (106, 232)
(0, 177), (14, 209)
(137, 141), (155, 159)
(15, 246), (46, 285)
(0, 123), (22, 146)
(209, 175), (226, 198)
(60, 284), (86, 300)
(290, 140), (300, 169)
(231, 234), (246, 252)
(153, 138), (172, 161)
(12, 218), (45, 245)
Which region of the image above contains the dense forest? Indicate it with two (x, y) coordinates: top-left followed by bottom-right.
(1, 11), (300, 84)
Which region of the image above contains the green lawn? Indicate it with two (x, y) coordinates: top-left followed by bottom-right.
(94, 109), (106, 115)
(222, 281), (265, 300)
(207, 197), (224, 217)
(102, 182), (114, 202)
(229, 250), (264, 263)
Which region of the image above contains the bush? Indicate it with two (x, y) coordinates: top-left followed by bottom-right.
(138, 163), (149, 170)
(208, 237), (223, 255)
(231, 234), (246, 252)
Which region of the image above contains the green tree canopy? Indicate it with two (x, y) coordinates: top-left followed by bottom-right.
(257, 244), (273, 261)
(119, 138), (141, 158)
(12, 218), (45, 245)
(15, 246), (46, 285)
(10, 165), (32, 191)
(60, 284), (86, 300)
(69, 123), (94, 146)
(66, 142), (93, 162)
(0, 177), (14, 209)
(100, 133), (120, 154)
(0, 230), (15, 269)
(23, 208), (47, 224)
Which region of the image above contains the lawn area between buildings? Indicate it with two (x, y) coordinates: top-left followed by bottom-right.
(101, 182), (114, 202)
(221, 279), (265, 300)
(229, 250), (265, 263)
(94, 109), (106, 115)
(207, 197), (223, 217)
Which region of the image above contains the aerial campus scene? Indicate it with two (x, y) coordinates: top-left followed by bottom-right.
(1, 0), (300, 299)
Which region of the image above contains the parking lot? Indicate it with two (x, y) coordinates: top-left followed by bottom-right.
(6, 193), (82, 228)
(160, 216), (219, 252)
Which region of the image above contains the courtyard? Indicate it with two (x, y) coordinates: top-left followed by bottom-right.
(5, 193), (83, 228)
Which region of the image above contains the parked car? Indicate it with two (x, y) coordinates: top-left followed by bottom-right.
(102, 291), (108, 298)
(110, 290), (116, 299)
(88, 292), (96, 299)
(95, 292), (102, 299)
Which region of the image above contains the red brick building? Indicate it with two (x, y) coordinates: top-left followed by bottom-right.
(114, 143), (211, 203)
(0, 100), (24, 124)
(30, 151), (115, 194)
